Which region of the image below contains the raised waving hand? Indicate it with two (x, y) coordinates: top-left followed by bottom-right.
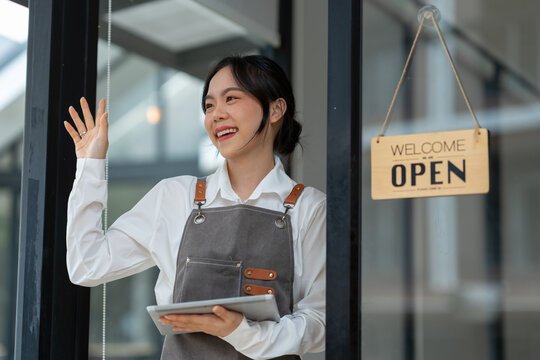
(64, 97), (109, 159)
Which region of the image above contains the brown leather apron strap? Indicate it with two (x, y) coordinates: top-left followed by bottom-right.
(194, 179), (206, 204)
(284, 184), (305, 207)
(275, 184), (305, 229)
(193, 178), (207, 224)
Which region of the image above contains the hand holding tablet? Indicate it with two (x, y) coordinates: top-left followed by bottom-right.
(147, 294), (280, 336)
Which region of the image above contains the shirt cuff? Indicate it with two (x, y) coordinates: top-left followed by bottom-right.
(220, 316), (252, 347)
(76, 158), (106, 180)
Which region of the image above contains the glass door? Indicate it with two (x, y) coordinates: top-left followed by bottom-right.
(90, 1), (283, 358)
(362, 0), (540, 359)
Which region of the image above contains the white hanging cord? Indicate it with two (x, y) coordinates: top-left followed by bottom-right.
(102, 0), (112, 359)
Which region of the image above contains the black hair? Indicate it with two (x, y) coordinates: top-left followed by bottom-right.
(202, 55), (302, 156)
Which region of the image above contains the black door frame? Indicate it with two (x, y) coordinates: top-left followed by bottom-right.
(14, 0), (98, 358)
(326, 0), (362, 358)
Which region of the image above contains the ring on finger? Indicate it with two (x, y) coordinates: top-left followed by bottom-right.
(79, 131), (87, 136)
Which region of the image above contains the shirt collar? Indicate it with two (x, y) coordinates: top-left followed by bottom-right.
(205, 155), (296, 205)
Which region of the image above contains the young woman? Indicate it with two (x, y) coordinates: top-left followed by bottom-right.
(65, 55), (326, 359)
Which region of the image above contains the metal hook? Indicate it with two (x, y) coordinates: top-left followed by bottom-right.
(194, 202), (206, 224)
(274, 205), (291, 229)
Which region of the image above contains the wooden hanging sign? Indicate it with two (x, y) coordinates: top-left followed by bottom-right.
(371, 128), (489, 199)
(370, 7), (490, 200)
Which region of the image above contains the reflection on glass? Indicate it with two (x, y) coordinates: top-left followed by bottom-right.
(363, 0), (540, 359)
(0, 1), (26, 359)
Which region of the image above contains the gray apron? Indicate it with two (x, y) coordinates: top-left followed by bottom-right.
(161, 180), (304, 360)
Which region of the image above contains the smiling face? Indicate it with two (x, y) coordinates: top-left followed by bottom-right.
(204, 66), (275, 161)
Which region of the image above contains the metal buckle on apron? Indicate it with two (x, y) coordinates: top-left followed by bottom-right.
(275, 204), (292, 229)
(194, 200), (206, 224)
(194, 179), (206, 224)
(275, 184), (305, 229)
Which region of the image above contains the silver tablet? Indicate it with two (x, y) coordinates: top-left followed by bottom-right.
(147, 294), (280, 336)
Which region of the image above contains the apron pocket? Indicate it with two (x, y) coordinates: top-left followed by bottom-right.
(179, 257), (242, 302)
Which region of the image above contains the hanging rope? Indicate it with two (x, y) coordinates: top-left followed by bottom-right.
(430, 12), (480, 131)
(376, 9), (481, 143)
(102, 0), (112, 359)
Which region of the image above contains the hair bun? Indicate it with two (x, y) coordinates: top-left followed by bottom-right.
(274, 118), (302, 156)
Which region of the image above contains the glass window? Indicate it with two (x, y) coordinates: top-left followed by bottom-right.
(363, 0), (540, 359)
(0, 1), (27, 359)
(89, 1), (278, 358)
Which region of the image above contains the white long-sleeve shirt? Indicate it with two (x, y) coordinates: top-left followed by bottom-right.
(66, 156), (326, 359)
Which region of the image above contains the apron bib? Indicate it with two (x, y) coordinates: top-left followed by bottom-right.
(161, 181), (304, 360)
